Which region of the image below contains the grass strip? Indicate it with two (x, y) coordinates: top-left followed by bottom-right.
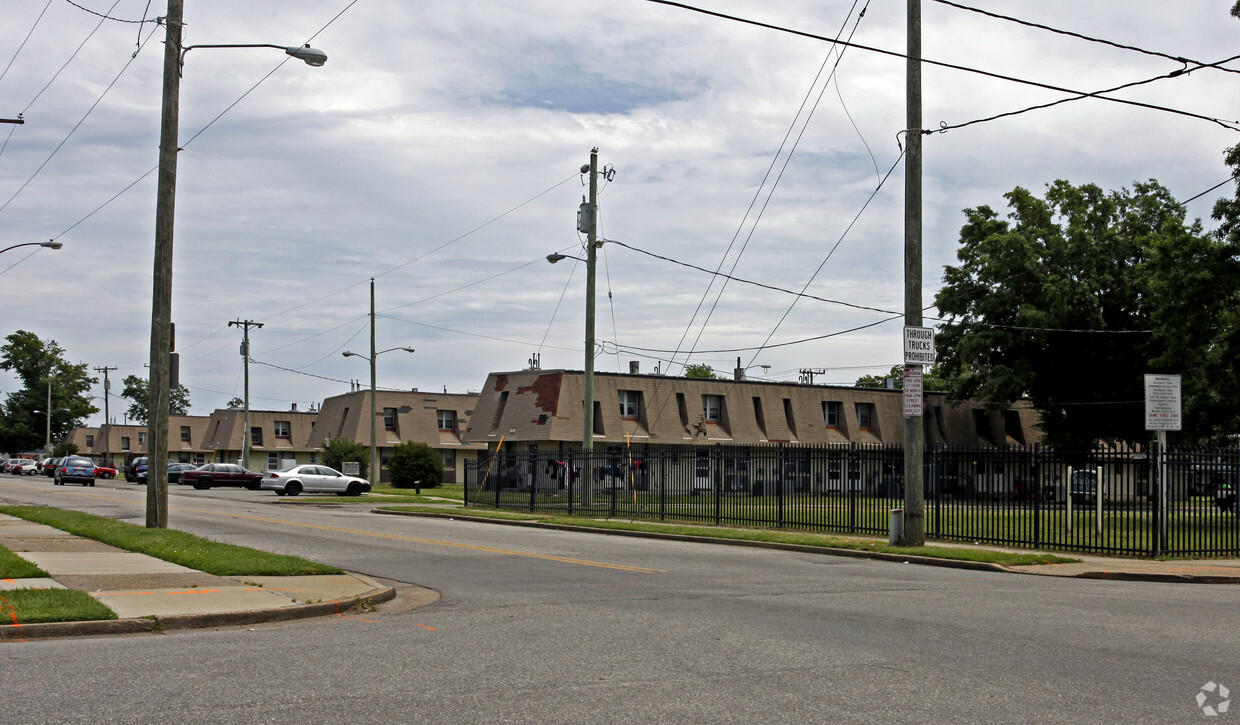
(0, 506), (341, 577)
(376, 505), (1078, 566)
(0, 589), (117, 625)
(0, 544), (48, 579)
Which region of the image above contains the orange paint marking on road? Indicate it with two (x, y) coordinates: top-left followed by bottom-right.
(244, 587), (306, 592)
(3, 578), (15, 583)
(413, 623), (436, 631)
(167, 589), (222, 595)
(355, 618), (381, 623)
(95, 591), (155, 596)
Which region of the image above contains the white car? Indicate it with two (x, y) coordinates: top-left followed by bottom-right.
(260, 464), (371, 497)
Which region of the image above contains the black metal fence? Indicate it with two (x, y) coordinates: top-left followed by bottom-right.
(463, 443), (1240, 557)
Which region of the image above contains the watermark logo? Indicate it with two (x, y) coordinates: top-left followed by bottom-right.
(1198, 682), (1231, 717)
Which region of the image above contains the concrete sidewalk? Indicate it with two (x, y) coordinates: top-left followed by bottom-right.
(0, 514), (399, 639)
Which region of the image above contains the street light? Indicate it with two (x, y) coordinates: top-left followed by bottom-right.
(1, 240), (62, 255)
(145, 0), (327, 528)
(343, 346), (415, 486)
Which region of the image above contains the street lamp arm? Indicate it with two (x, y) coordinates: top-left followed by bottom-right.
(1, 240), (63, 255)
(180, 43), (328, 72)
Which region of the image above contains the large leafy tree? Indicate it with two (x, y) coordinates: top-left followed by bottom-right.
(0, 330), (98, 452)
(120, 374), (191, 425)
(855, 364), (948, 391)
(934, 177), (1240, 446)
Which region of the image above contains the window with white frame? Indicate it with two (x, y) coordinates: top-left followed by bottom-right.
(121, 436), (131, 450)
(180, 426), (191, 442)
(383, 407), (398, 431)
(856, 402), (875, 431)
(274, 420), (291, 438)
(85, 434), (94, 447)
(138, 432), (146, 446)
(440, 449), (455, 470)
(618, 390), (641, 419)
(437, 410), (456, 431)
(702, 394), (723, 422)
(267, 452), (280, 470)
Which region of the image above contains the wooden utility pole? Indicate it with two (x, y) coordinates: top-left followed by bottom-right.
(582, 148), (599, 506)
(901, 0), (926, 546)
(229, 319), (264, 470)
(94, 366), (118, 464)
(147, 0), (183, 529)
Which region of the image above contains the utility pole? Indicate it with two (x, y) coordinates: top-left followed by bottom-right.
(45, 380), (52, 453)
(582, 148), (599, 506)
(229, 319), (264, 470)
(94, 366), (118, 464)
(799, 368), (827, 385)
(901, 0), (926, 546)
(147, 0), (183, 529)
(369, 278), (377, 483)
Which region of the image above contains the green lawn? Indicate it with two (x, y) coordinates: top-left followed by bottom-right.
(1, 588), (118, 625)
(0, 506), (342, 577)
(0, 544), (48, 579)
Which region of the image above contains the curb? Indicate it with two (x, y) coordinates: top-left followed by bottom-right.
(373, 509), (1014, 574)
(0, 582), (397, 641)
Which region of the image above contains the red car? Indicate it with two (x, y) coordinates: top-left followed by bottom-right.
(178, 463), (264, 490)
(94, 464), (118, 479)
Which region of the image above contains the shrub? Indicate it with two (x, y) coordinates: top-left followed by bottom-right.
(388, 441), (443, 489)
(322, 438), (371, 480)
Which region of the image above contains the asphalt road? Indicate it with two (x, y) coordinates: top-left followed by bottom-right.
(1, 476), (1236, 724)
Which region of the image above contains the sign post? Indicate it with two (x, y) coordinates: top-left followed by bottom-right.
(1144, 374), (1181, 554)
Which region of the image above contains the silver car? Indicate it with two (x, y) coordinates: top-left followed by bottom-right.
(260, 465), (371, 497)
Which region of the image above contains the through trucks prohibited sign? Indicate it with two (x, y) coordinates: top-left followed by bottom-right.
(1144, 374), (1181, 431)
(903, 326), (936, 365)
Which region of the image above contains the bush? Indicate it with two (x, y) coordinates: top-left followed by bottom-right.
(322, 438), (371, 480)
(52, 442), (79, 458)
(389, 441), (443, 489)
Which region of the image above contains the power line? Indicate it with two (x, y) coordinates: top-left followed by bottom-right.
(0, 0), (54, 85)
(642, 0), (1240, 132)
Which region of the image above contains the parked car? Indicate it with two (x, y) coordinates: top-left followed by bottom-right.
(167, 463), (198, 485)
(43, 457), (60, 478)
(179, 463), (263, 490)
(94, 463), (118, 479)
(2, 458), (24, 474)
(12, 461), (40, 475)
(261, 464), (370, 497)
(126, 457), (148, 484)
(53, 456), (96, 487)
(38, 457), (55, 474)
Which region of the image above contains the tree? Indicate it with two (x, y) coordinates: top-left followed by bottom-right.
(52, 442), (79, 458)
(934, 178), (1240, 445)
(120, 374), (191, 424)
(855, 365), (948, 391)
(322, 438), (371, 480)
(226, 396), (244, 408)
(0, 330), (97, 453)
(684, 363), (718, 379)
(388, 441), (443, 489)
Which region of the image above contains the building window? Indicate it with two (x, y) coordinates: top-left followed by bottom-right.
(437, 410), (456, 431)
(702, 394), (723, 422)
(856, 403), (874, 431)
(180, 426), (191, 442)
(251, 427), (263, 446)
(274, 420), (291, 439)
(267, 452), (280, 470)
(618, 390), (641, 419)
(823, 401), (842, 428)
(193, 453), (205, 465)
(440, 449), (455, 470)
(121, 436), (131, 450)
(138, 432), (146, 446)
(85, 434), (94, 447)
(384, 407), (398, 431)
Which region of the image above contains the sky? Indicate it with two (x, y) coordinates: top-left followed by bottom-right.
(1, 0), (1238, 427)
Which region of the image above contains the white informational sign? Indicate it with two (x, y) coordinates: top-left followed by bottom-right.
(903, 326), (936, 365)
(342, 461), (361, 476)
(903, 366), (924, 417)
(1144, 374), (1182, 431)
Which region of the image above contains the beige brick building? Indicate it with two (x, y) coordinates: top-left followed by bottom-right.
(464, 369), (1043, 452)
(306, 390), (485, 483)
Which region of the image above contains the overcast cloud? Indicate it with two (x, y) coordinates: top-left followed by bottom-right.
(1, 0), (1237, 425)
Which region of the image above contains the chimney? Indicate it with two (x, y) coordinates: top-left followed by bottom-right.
(291, 402), (298, 411)
(629, 361), (640, 374)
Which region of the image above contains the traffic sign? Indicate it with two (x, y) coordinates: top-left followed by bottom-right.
(904, 326), (936, 365)
(903, 366), (923, 417)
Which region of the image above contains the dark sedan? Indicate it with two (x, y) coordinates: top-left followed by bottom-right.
(168, 463), (198, 484)
(53, 456), (96, 487)
(179, 463), (264, 490)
